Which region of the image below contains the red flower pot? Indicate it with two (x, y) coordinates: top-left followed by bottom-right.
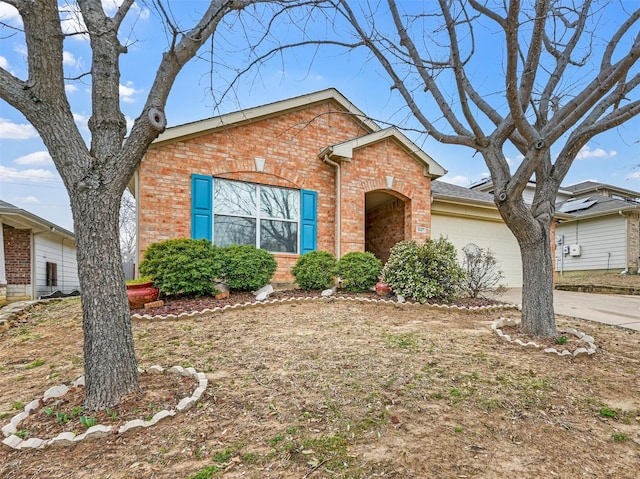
(375, 282), (392, 296)
(126, 281), (160, 309)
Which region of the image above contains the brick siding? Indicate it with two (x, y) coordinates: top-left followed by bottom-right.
(139, 99), (433, 282)
(3, 224), (31, 285)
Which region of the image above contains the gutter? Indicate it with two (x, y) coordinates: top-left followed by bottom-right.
(322, 153), (341, 258)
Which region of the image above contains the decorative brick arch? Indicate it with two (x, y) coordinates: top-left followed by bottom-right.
(365, 189), (411, 264)
(210, 158), (304, 189)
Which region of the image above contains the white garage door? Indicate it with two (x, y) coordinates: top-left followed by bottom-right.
(431, 214), (523, 287)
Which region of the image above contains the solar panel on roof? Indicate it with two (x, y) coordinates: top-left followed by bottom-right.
(558, 197), (598, 213)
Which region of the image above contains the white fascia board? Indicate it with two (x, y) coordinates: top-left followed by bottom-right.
(325, 128), (447, 178)
(151, 88), (380, 146)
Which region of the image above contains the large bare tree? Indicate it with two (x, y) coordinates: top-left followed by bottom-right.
(327, 0), (640, 337)
(0, 0), (282, 410)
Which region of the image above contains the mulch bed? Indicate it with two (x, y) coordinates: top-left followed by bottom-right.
(134, 289), (505, 317)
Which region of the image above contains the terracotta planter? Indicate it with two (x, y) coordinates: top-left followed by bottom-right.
(126, 281), (160, 309)
(375, 282), (392, 296)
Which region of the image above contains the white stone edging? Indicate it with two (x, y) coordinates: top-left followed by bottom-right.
(491, 317), (597, 357)
(1, 365), (207, 450)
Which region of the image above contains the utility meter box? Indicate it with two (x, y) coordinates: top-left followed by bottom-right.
(569, 244), (581, 257)
(562, 245), (570, 254)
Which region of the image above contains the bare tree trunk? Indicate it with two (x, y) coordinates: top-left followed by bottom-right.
(518, 222), (556, 338)
(72, 190), (139, 409)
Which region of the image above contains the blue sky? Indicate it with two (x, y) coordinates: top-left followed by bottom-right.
(1, 1), (639, 232)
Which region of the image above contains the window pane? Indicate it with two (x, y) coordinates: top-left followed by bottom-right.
(260, 220), (298, 253)
(214, 179), (256, 216)
(214, 216), (256, 247)
(260, 186), (299, 220)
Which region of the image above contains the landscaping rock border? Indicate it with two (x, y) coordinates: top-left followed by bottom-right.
(492, 317), (597, 357)
(1, 365), (207, 450)
(131, 295), (520, 322)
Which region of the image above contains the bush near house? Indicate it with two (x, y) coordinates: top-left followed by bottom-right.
(139, 238), (223, 297)
(336, 251), (383, 292)
(291, 251), (338, 291)
(461, 244), (506, 298)
(382, 238), (464, 303)
(220, 244), (277, 291)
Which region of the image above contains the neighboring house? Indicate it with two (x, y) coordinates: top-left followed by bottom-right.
(0, 200), (80, 305)
(431, 181), (523, 286)
(555, 181), (640, 275)
(133, 88), (447, 283)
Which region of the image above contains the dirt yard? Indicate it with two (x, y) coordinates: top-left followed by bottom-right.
(1, 297), (639, 478)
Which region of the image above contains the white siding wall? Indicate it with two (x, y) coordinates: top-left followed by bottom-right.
(555, 215), (626, 272)
(431, 214), (523, 287)
(34, 233), (80, 298)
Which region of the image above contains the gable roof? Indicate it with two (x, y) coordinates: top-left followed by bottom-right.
(0, 200), (75, 240)
(556, 195), (640, 220)
(320, 127), (447, 178)
(151, 88), (380, 147)
(563, 180), (640, 200)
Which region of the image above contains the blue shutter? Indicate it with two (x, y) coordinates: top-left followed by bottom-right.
(191, 174), (212, 241)
(300, 189), (317, 254)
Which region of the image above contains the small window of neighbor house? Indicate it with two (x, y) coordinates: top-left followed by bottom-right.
(46, 261), (58, 287)
(213, 179), (300, 253)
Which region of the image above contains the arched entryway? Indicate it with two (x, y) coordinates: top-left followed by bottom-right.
(365, 190), (409, 264)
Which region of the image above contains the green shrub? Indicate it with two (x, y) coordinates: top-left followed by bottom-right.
(291, 251), (337, 291)
(139, 238), (222, 297)
(381, 238), (464, 303)
(336, 251), (382, 292)
(220, 244), (277, 291)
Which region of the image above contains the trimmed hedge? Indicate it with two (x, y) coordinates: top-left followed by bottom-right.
(139, 238), (222, 297)
(291, 251), (337, 291)
(220, 244), (277, 291)
(336, 251), (382, 292)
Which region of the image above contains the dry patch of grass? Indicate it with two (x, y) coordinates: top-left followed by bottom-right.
(1, 298), (639, 478)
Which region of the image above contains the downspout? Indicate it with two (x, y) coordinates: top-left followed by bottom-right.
(323, 154), (341, 258)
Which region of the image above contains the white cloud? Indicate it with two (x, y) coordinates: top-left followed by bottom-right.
(59, 3), (88, 41)
(0, 3), (21, 25)
(73, 112), (90, 131)
(14, 151), (53, 166)
(0, 165), (56, 182)
(0, 56), (9, 70)
(63, 51), (81, 68)
(576, 145), (617, 160)
(120, 81), (140, 103)
(65, 83), (78, 93)
(0, 118), (38, 140)
(626, 172), (640, 180)
(440, 175), (470, 186)
(125, 115), (135, 133)
(15, 196), (40, 204)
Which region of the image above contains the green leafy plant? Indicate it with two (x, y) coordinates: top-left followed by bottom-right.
(187, 465), (221, 479)
(382, 238), (464, 303)
(15, 429), (29, 439)
(25, 359), (46, 369)
(56, 412), (69, 424)
(612, 433), (628, 442)
(80, 415), (96, 428)
(106, 407), (118, 419)
(460, 243), (506, 298)
(139, 238), (223, 297)
(43, 407), (54, 416)
(291, 251), (337, 291)
(11, 401), (24, 410)
(336, 251), (382, 292)
(555, 335), (568, 345)
(219, 244), (277, 291)
(600, 407), (618, 419)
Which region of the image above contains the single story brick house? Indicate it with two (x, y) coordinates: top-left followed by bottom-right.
(133, 88), (449, 283)
(0, 200), (80, 305)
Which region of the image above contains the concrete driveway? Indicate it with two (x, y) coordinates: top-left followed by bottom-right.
(492, 288), (640, 332)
